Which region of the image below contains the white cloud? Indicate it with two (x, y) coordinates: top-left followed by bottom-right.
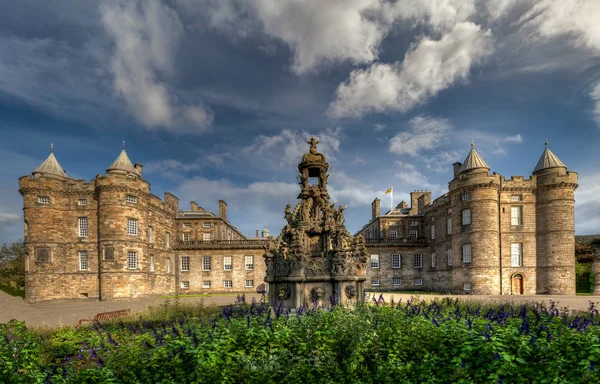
(423, 150), (461, 173)
(389, 115), (451, 156)
(591, 82), (600, 128)
(504, 134), (523, 143)
(395, 163), (429, 186)
(243, 127), (342, 169)
(328, 22), (493, 118)
(0, 213), (20, 225)
(575, 172), (600, 235)
(101, 0), (212, 131)
(373, 123), (386, 132)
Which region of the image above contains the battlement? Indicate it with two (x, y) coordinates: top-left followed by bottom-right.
(500, 175), (536, 190)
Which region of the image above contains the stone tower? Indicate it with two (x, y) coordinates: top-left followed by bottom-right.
(264, 137), (368, 307)
(449, 142), (501, 294)
(533, 141), (578, 294)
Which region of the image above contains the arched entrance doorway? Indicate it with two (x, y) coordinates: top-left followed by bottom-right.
(511, 274), (524, 295)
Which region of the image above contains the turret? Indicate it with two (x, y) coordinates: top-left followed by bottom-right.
(449, 141), (501, 294)
(533, 140), (578, 294)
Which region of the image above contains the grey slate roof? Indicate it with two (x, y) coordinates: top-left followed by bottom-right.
(533, 146), (566, 173)
(459, 142), (489, 173)
(32, 151), (69, 178)
(107, 149), (140, 176)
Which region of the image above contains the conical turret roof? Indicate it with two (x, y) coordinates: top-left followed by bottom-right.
(107, 142), (140, 176)
(459, 141), (489, 174)
(32, 145), (69, 178)
(533, 141), (566, 173)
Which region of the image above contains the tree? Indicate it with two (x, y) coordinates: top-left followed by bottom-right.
(0, 239), (25, 290)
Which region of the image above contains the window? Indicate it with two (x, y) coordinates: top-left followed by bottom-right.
(224, 280), (233, 288)
(409, 220), (418, 227)
(431, 252), (436, 268)
(462, 194), (471, 201)
(182, 233), (190, 241)
(148, 226), (153, 244)
(181, 256), (190, 272)
(128, 251), (138, 269)
(149, 256), (154, 272)
(78, 217), (88, 237)
(202, 256), (211, 271)
(166, 258), (171, 274)
(511, 195), (522, 201)
(409, 230), (418, 239)
(447, 208), (452, 214)
(203, 233), (211, 241)
(203, 222), (212, 228)
(166, 233), (170, 248)
(104, 247), (115, 261)
(511, 243), (523, 267)
(447, 249), (453, 266)
(370, 254), (380, 268)
(38, 196), (50, 204)
(511, 206), (522, 226)
(462, 244), (472, 263)
(224, 256), (232, 271)
(392, 277), (401, 286)
(371, 278), (380, 286)
(245, 280), (254, 288)
(462, 209), (471, 225)
(245, 255), (254, 270)
(78, 199), (87, 206)
(447, 217), (452, 235)
(390, 230), (398, 239)
(127, 218), (138, 236)
(392, 254), (401, 269)
(413, 254), (423, 269)
(414, 278), (423, 286)
(126, 195), (137, 203)
(181, 281), (189, 290)
(202, 281), (211, 288)
(79, 251), (88, 270)
(464, 282), (472, 291)
(431, 224), (436, 240)
(183, 223), (191, 228)
(36, 247), (50, 262)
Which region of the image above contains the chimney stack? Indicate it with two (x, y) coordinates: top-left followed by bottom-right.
(134, 163), (143, 177)
(256, 228), (259, 238)
(190, 201), (198, 211)
(453, 162), (462, 178)
(372, 198), (380, 220)
(219, 200), (227, 221)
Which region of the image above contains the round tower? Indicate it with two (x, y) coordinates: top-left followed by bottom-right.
(449, 142), (501, 295)
(533, 141), (578, 294)
(96, 142), (150, 300)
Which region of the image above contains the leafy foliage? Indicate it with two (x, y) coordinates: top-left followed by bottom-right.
(0, 239), (25, 294)
(2, 295), (600, 383)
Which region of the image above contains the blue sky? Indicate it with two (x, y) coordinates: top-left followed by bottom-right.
(1, 0), (600, 244)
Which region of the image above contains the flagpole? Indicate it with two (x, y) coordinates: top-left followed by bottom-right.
(390, 187), (393, 211)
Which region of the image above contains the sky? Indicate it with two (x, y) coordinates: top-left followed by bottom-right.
(1, 0), (600, 245)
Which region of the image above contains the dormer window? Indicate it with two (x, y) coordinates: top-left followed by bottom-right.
(126, 195), (137, 204)
(38, 196), (50, 204)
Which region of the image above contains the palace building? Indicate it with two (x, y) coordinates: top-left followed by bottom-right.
(358, 141), (578, 295)
(19, 140), (578, 302)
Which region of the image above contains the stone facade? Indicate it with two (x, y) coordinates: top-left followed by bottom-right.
(19, 147), (268, 303)
(358, 143), (578, 295)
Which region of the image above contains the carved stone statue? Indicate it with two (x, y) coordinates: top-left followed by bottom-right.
(337, 205), (345, 224)
(284, 204), (292, 224)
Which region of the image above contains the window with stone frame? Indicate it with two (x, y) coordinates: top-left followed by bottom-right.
(447, 217), (452, 235)
(104, 247), (114, 261)
(462, 209), (471, 225)
(38, 196), (50, 204)
(78, 198), (87, 206)
(202, 256), (211, 271)
(245, 255), (254, 270)
(79, 251), (88, 270)
(203, 222), (212, 228)
(392, 254), (401, 269)
(202, 281), (211, 288)
(511, 243), (523, 267)
(431, 224), (436, 240)
(149, 256), (154, 272)
(166, 233), (170, 248)
(371, 278), (380, 286)
(182, 232), (190, 241)
(36, 247), (50, 263)
(223, 256), (232, 271)
(431, 252), (436, 268)
(462, 244), (472, 263)
(447, 249), (453, 266)
(78, 217), (88, 237)
(181, 281), (189, 290)
(224, 280), (233, 288)
(126, 195), (137, 203)
(461, 194), (471, 201)
(511, 206), (522, 226)
(245, 280), (254, 288)
(511, 195), (522, 201)
(464, 282), (472, 291)
(127, 218), (138, 236)
(413, 254), (423, 269)
(148, 226), (153, 244)
(203, 233), (211, 241)
(390, 230), (398, 239)
(414, 277), (423, 286)
(127, 251), (138, 269)
(181, 256), (190, 272)
(166, 258), (171, 274)
(392, 277), (401, 286)
(370, 254), (380, 268)
(409, 230), (418, 239)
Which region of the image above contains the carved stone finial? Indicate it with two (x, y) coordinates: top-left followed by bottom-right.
(50, 143), (54, 153)
(122, 140), (126, 149)
(545, 138), (548, 148)
(308, 136), (319, 153)
(471, 140), (475, 148)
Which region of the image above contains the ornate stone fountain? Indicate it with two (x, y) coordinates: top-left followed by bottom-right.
(264, 137), (368, 307)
